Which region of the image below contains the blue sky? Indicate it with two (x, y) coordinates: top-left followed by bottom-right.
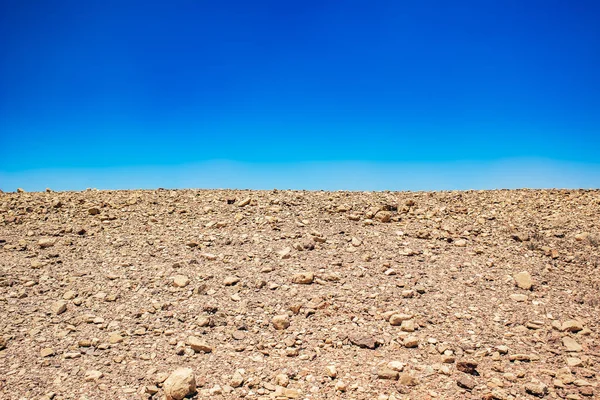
(1, 0), (599, 191)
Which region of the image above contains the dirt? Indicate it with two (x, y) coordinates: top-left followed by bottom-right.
(0, 188), (598, 400)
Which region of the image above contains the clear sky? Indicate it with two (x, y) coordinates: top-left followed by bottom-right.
(1, 0), (599, 191)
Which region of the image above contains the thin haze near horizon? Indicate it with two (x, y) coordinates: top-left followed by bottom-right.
(1, 1), (599, 192)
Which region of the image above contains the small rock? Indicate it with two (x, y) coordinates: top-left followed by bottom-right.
(566, 357), (583, 368)
(510, 294), (528, 302)
(291, 272), (314, 284)
(375, 211), (392, 222)
(272, 314), (290, 330)
(457, 359), (479, 375)
(563, 336), (583, 352)
(38, 238), (56, 249)
(574, 232), (589, 242)
(230, 372), (244, 388)
(173, 275), (190, 288)
(348, 334), (378, 349)
(223, 276), (240, 286)
(40, 348), (55, 357)
(51, 300), (67, 315)
(163, 368), (196, 400)
(400, 319), (416, 332)
(387, 361), (405, 371)
(514, 271), (533, 290)
(524, 381), (548, 397)
(378, 368), (399, 380)
(457, 374), (476, 390)
(277, 247), (292, 259)
(88, 207), (100, 215)
(455, 239), (467, 247)
(84, 370), (103, 382)
(237, 198), (251, 207)
(399, 373), (418, 386)
(389, 314), (412, 326)
(512, 233), (530, 242)
(335, 380), (347, 391)
(109, 333), (124, 344)
(325, 365), (337, 378)
(403, 336), (418, 348)
(187, 337), (213, 353)
(562, 320), (583, 333)
(275, 373), (289, 387)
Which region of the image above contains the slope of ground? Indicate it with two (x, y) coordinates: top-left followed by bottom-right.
(0, 189), (599, 400)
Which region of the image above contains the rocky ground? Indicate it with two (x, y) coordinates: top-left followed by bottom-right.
(0, 188), (599, 400)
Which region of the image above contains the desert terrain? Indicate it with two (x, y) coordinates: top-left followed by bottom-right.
(0, 188), (598, 400)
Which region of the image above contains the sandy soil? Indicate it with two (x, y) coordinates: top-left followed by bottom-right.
(0, 188), (598, 400)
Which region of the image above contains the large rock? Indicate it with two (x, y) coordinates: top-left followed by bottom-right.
(163, 368), (196, 400)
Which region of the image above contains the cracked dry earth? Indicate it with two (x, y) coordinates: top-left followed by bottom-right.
(1, 189), (599, 400)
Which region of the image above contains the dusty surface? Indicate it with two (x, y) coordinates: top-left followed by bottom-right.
(0, 188), (599, 400)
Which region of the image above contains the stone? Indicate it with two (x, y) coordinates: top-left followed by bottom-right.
(88, 207), (101, 215)
(575, 232), (589, 241)
(510, 294), (528, 302)
(51, 300), (67, 315)
(496, 345), (509, 354)
(223, 276), (240, 286)
(524, 381), (548, 397)
(187, 336), (213, 353)
(230, 372), (244, 388)
(173, 275), (190, 288)
(38, 238), (56, 248)
(387, 361), (405, 371)
(400, 319), (416, 332)
(389, 314), (412, 326)
(108, 333), (124, 344)
(399, 373), (418, 386)
(335, 380), (347, 391)
(325, 365), (337, 378)
(277, 247), (292, 259)
(163, 368), (196, 400)
(566, 357), (583, 367)
(562, 320), (583, 332)
(275, 373), (289, 387)
(563, 336), (583, 352)
(375, 211), (392, 222)
(348, 334), (378, 349)
(291, 272), (314, 284)
(84, 370), (103, 381)
(512, 233), (530, 242)
(403, 336), (418, 348)
(378, 368), (399, 380)
(457, 359), (479, 375)
(272, 314), (290, 330)
(237, 197), (251, 207)
(457, 374), (476, 390)
(0, 336), (6, 350)
(40, 348), (55, 357)
(514, 271), (532, 290)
